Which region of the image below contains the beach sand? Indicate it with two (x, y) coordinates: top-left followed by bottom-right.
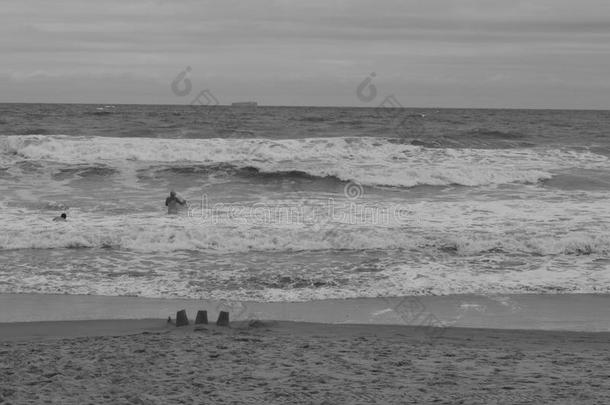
(1, 319), (609, 404)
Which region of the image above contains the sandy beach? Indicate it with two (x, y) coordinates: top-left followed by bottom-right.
(1, 319), (608, 404)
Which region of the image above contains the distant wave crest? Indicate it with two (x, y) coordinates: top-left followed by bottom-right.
(1, 135), (608, 188)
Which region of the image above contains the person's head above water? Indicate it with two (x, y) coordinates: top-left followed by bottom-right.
(53, 212), (67, 221)
(170, 190), (176, 197)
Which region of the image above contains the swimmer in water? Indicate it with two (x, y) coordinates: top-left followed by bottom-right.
(53, 213), (67, 222)
(165, 190), (186, 215)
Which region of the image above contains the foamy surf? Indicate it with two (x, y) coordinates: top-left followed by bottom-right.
(2, 135), (608, 188)
(1, 106), (609, 303)
(1, 246), (608, 301)
(1, 197), (609, 255)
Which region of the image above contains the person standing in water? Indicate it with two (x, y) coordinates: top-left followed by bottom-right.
(165, 190), (186, 214)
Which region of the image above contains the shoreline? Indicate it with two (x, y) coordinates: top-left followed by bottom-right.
(1, 292), (609, 332)
(2, 317), (610, 342)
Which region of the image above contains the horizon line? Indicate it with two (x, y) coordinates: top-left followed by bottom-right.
(0, 101), (608, 112)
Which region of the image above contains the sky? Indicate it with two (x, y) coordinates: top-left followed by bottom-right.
(1, 0), (609, 108)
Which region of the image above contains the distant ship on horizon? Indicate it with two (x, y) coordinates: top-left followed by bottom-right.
(231, 101), (258, 107)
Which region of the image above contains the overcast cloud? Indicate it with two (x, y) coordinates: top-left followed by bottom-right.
(1, 0), (609, 108)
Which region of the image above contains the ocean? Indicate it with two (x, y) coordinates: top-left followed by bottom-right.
(1, 103), (609, 302)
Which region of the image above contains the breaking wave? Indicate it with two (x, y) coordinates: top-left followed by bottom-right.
(2, 135), (608, 188)
(1, 215), (608, 256)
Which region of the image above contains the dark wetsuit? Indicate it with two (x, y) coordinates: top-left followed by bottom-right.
(166, 195), (186, 214)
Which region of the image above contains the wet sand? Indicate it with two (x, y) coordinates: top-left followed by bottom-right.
(1, 319), (609, 404)
(2, 293), (609, 332)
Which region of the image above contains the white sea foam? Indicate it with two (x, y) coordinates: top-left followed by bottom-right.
(2, 135), (608, 188)
(1, 201), (608, 255)
(1, 246), (608, 301)
(2, 135), (609, 301)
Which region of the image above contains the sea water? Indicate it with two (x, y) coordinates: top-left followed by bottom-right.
(1, 104), (609, 301)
